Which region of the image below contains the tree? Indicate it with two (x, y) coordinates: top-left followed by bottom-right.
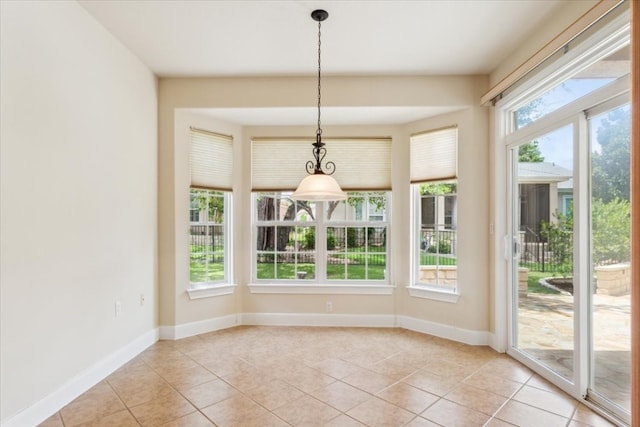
(256, 196), (276, 251)
(419, 183), (456, 195)
(256, 195), (314, 251)
(591, 107), (630, 203)
(192, 190), (224, 223)
(516, 97), (544, 128)
(514, 97), (546, 163)
(591, 198), (630, 265)
(256, 192), (388, 251)
(518, 142), (544, 162)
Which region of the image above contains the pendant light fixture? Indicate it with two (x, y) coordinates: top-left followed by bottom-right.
(291, 9), (347, 201)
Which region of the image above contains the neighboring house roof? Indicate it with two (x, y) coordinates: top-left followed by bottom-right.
(558, 178), (574, 191)
(518, 162), (573, 184)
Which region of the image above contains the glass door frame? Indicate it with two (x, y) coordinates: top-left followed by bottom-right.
(504, 110), (585, 401)
(584, 94), (632, 423)
(500, 79), (631, 424)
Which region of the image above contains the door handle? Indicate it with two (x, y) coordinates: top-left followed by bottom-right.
(513, 236), (521, 259)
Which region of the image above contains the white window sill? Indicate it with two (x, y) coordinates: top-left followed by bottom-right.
(187, 283), (237, 300)
(248, 283), (395, 295)
(407, 285), (460, 303)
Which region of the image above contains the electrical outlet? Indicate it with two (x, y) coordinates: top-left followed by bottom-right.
(326, 301), (333, 313)
(115, 301), (122, 317)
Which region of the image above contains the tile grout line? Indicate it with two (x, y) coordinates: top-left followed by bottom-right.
(482, 372), (530, 427)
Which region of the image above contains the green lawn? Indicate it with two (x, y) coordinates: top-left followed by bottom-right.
(192, 248), (557, 289)
(255, 261), (386, 280)
(420, 253), (457, 265)
(256, 263), (316, 280)
(326, 264), (385, 280)
(524, 269), (561, 294)
(190, 259), (224, 283)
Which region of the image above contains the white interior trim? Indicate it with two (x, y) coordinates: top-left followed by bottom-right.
(159, 314), (238, 340)
(240, 313), (397, 328)
(406, 285), (460, 303)
(396, 315), (491, 346)
(186, 283), (237, 300)
(0, 329), (158, 427)
(247, 283), (395, 295)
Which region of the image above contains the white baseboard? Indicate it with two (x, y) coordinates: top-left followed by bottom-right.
(159, 314), (238, 340)
(240, 312), (396, 328)
(396, 315), (490, 346)
(160, 313), (490, 345)
(488, 332), (506, 353)
(1, 328), (158, 427)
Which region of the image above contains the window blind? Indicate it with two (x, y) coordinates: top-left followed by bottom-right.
(190, 128), (233, 191)
(251, 138), (392, 192)
(410, 126), (458, 184)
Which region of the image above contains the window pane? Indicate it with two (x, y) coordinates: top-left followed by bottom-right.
(327, 226), (387, 281)
(326, 192), (387, 222)
(207, 255), (224, 281)
(367, 227), (386, 251)
(367, 254), (386, 280)
(256, 254), (275, 279)
(326, 199), (349, 221)
(515, 44), (630, 129)
(515, 125), (575, 382)
(190, 253), (206, 283)
(589, 103), (631, 412)
(256, 226), (275, 251)
(416, 183), (458, 288)
(254, 191), (388, 283)
(189, 189), (227, 284)
(277, 196), (295, 221)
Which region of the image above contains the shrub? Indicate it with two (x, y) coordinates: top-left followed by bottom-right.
(347, 228), (358, 248)
(540, 211), (573, 276)
(303, 228), (315, 249)
(592, 198), (630, 265)
(327, 229), (336, 250)
(427, 239), (451, 254)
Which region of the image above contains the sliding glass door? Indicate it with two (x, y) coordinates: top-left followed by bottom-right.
(509, 124), (576, 384)
(506, 94), (631, 424)
(496, 5), (631, 422)
(588, 101), (631, 416)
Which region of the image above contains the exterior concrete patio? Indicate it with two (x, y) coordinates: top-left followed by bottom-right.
(517, 291), (631, 412)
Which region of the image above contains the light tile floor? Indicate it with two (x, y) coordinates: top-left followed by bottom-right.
(39, 326), (619, 427)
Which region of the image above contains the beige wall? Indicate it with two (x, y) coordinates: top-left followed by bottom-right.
(158, 75), (490, 331)
(0, 1), (157, 422)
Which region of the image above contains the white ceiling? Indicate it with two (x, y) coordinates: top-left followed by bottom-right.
(79, 0), (565, 125)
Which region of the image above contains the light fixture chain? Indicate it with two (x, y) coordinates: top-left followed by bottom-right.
(317, 18), (322, 135)
(292, 9), (345, 201)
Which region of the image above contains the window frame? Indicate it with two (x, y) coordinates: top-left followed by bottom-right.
(187, 189), (234, 299)
(249, 191), (394, 295)
(408, 126), (460, 302)
(409, 182), (460, 303)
